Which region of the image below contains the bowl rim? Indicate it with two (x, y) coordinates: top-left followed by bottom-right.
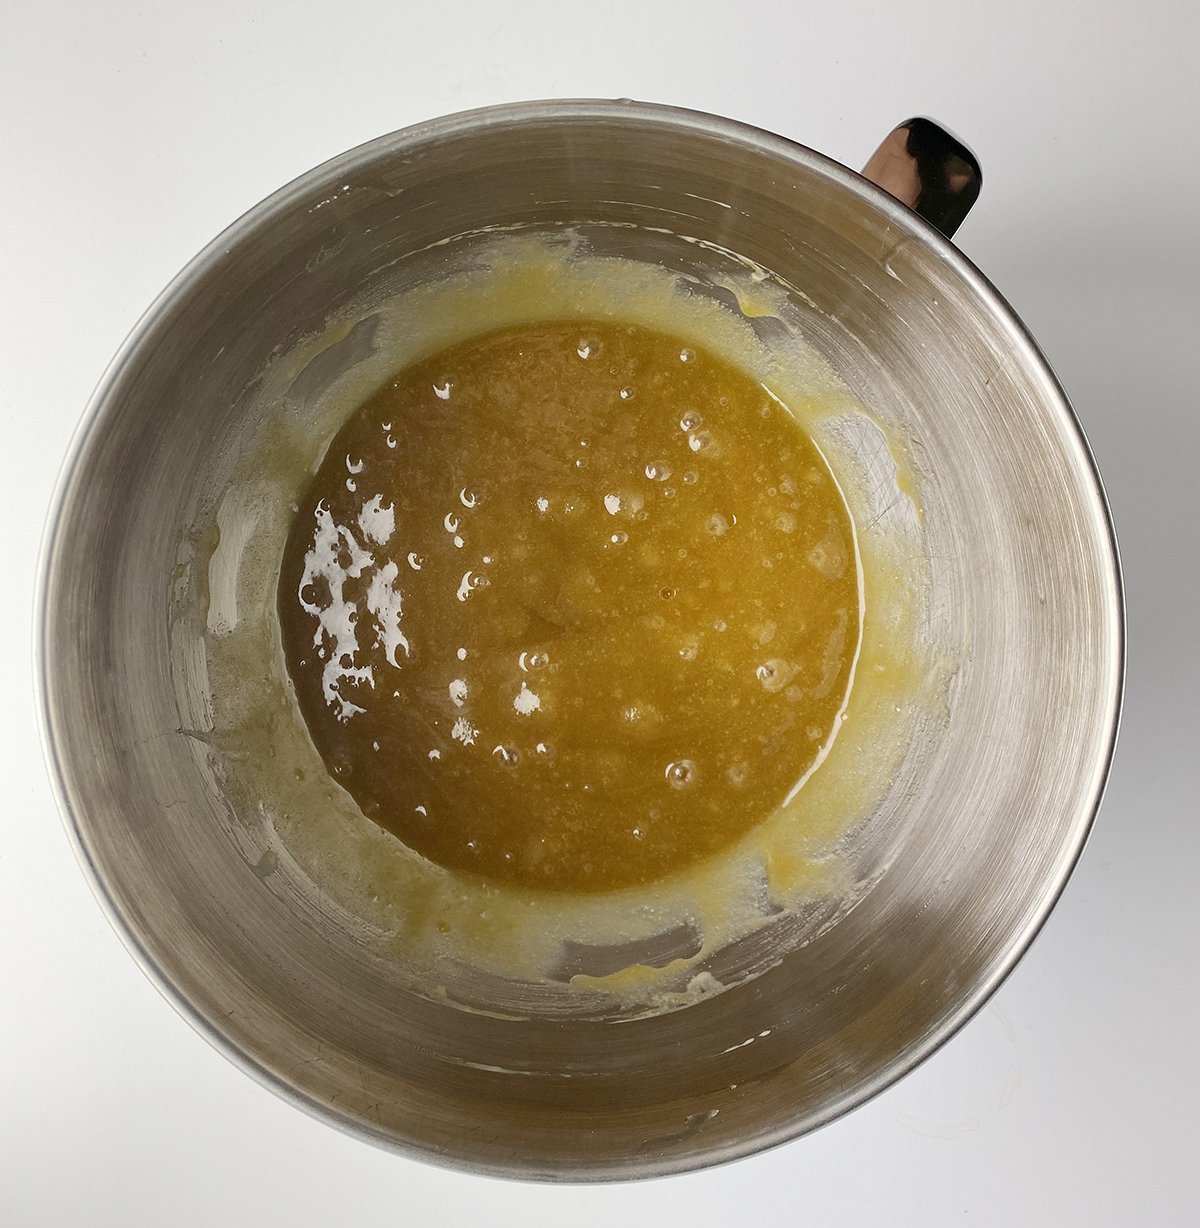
(34, 97), (1125, 1181)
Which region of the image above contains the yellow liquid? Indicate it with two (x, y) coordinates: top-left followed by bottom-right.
(279, 321), (859, 892)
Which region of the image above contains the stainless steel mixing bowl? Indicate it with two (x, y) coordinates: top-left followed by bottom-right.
(37, 100), (1122, 1179)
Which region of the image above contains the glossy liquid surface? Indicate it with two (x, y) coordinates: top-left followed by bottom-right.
(279, 323), (859, 891)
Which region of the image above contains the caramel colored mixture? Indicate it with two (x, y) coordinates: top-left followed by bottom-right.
(279, 322), (859, 892)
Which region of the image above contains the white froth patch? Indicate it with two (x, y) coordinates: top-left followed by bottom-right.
(451, 717), (477, 745)
(449, 679), (467, 707)
(513, 682), (540, 716)
(357, 493), (395, 545)
(298, 503), (374, 721)
(604, 493), (621, 515)
(366, 559), (409, 667)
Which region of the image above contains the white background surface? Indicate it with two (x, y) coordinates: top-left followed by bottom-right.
(3, 2), (1198, 1223)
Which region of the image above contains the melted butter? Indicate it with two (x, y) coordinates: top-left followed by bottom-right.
(190, 230), (941, 1018)
(279, 322), (859, 892)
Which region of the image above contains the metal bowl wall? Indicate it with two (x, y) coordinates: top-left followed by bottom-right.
(37, 101), (1122, 1179)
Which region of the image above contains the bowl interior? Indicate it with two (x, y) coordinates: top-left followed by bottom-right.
(39, 101), (1121, 1179)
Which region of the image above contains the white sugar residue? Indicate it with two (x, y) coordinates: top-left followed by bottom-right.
(449, 679), (467, 707)
(428, 749), (441, 760)
(365, 560), (409, 667)
(536, 497), (549, 513)
(298, 503), (374, 721)
(207, 487), (262, 636)
(513, 682), (540, 716)
(357, 494), (395, 545)
(451, 717), (477, 746)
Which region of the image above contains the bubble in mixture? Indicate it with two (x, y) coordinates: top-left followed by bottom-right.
(707, 512), (730, 536)
(619, 386), (636, 401)
(665, 760), (696, 789)
(493, 745), (520, 767)
(456, 571), (490, 601)
(756, 658), (798, 693)
(680, 410), (703, 431)
(645, 461), (673, 481)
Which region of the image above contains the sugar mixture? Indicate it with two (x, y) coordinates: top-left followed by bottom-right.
(279, 321), (859, 893)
